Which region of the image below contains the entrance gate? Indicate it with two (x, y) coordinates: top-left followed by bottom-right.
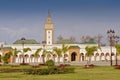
(71, 52), (77, 61)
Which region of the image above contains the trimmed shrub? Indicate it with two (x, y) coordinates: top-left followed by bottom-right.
(0, 68), (22, 73)
(20, 63), (29, 65)
(31, 65), (40, 68)
(23, 68), (49, 75)
(23, 67), (75, 75)
(45, 60), (55, 68)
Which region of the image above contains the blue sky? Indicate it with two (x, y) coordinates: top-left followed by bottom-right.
(0, 0), (120, 44)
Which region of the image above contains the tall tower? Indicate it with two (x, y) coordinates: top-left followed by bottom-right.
(44, 12), (54, 45)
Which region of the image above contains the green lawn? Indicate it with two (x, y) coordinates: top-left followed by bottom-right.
(0, 66), (120, 80)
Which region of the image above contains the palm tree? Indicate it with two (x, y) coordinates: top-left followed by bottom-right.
(22, 47), (31, 64)
(41, 50), (48, 64)
(52, 53), (57, 62)
(115, 44), (120, 65)
(46, 51), (52, 60)
(12, 48), (21, 63)
(62, 44), (69, 63)
(85, 46), (98, 67)
(23, 48), (31, 53)
(34, 48), (42, 63)
(41, 50), (53, 63)
(53, 47), (62, 63)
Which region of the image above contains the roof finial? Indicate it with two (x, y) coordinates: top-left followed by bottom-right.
(48, 9), (51, 17)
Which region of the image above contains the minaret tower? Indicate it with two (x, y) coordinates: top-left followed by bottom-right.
(44, 11), (54, 45)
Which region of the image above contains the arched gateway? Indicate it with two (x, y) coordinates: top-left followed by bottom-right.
(71, 52), (77, 61)
(69, 46), (80, 62)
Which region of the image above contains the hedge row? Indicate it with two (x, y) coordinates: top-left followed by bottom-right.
(0, 68), (22, 73)
(23, 67), (75, 75)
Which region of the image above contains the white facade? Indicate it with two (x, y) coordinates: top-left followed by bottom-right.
(0, 43), (117, 63)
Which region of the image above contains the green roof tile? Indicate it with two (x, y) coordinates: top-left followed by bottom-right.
(13, 39), (39, 44)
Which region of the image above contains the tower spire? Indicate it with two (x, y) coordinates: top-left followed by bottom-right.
(48, 10), (50, 16)
(46, 10), (52, 24)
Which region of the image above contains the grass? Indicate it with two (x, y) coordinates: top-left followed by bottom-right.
(0, 65), (120, 80)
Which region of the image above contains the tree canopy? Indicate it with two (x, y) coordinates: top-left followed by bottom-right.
(115, 44), (120, 54)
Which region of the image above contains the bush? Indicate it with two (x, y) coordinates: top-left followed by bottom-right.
(24, 68), (49, 75)
(31, 65), (40, 68)
(23, 67), (75, 75)
(20, 63), (29, 65)
(0, 68), (22, 73)
(45, 60), (55, 68)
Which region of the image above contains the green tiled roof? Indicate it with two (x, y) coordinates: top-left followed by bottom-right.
(13, 39), (39, 44)
(2, 47), (13, 50)
(69, 46), (80, 49)
(81, 39), (97, 44)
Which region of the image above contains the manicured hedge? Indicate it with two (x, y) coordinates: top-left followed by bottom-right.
(23, 67), (75, 75)
(0, 68), (22, 73)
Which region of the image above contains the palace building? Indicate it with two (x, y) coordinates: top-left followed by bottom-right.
(0, 13), (119, 65)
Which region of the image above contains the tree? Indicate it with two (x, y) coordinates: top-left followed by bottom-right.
(52, 53), (57, 62)
(22, 47), (31, 64)
(34, 48), (42, 63)
(23, 48), (31, 53)
(53, 47), (62, 63)
(85, 46), (98, 67)
(46, 51), (52, 60)
(57, 35), (63, 41)
(69, 36), (76, 43)
(115, 44), (120, 65)
(2, 51), (12, 64)
(94, 34), (103, 46)
(62, 44), (69, 63)
(56, 35), (77, 44)
(81, 36), (93, 43)
(12, 48), (21, 63)
(45, 59), (55, 69)
(42, 50), (48, 64)
(81, 36), (86, 43)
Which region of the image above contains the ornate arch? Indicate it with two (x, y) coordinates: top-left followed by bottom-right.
(105, 53), (110, 61)
(69, 46), (80, 62)
(95, 53), (100, 61)
(80, 53), (84, 61)
(100, 53), (105, 61)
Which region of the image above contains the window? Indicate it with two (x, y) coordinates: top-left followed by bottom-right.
(48, 31), (50, 33)
(48, 41), (50, 44)
(48, 36), (50, 38)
